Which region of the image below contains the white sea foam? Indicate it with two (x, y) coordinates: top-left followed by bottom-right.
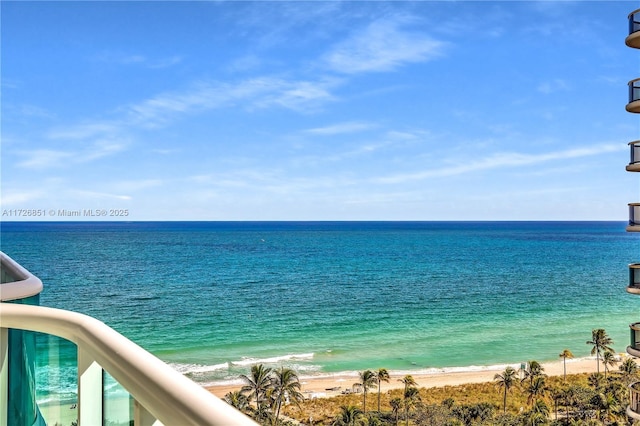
(230, 353), (315, 367)
(170, 362), (230, 374)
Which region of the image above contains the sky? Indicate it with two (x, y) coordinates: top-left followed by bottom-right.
(2, 1), (640, 221)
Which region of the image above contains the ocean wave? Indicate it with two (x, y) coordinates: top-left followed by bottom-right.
(170, 362), (230, 374)
(230, 353), (315, 367)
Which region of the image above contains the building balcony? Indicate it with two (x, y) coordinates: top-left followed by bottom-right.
(629, 264), (640, 294)
(627, 79), (640, 113)
(627, 9), (640, 49)
(627, 203), (640, 232)
(628, 141), (640, 172)
(629, 381), (640, 420)
(0, 252), (256, 426)
(628, 323), (640, 358)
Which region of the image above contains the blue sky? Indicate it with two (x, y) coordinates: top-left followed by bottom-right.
(2, 1), (639, 221)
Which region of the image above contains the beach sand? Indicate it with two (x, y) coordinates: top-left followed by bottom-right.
(206, 356), (610, 399)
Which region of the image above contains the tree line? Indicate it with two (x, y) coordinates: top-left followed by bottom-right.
(224, 328), (640, 425)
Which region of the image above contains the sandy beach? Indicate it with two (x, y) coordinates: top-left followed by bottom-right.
(206, 356), (609, 399)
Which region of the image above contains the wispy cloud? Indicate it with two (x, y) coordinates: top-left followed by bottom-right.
(70, 189), (132, 201)
(0, 189), (46, 206)
(111, 179), (164, 192)
(375, 143), (624, 184)
(125, 77), (339, 127)
(324, 17), (447, 74)
(48, 122), (122, 140)
(93, 51), (183, 68)
(17, 149), (74, 169)
(304, 121), (376, 135)
(17, 141), (127, 169)
(537, 79), (569, 94)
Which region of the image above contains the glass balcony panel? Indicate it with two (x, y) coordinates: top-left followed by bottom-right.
(631, 11), (640, 34)
(631, 143), (640, 164)
(630, 265), (640, 287)
(631, 382), (640, 415)
(34, 333), (78, 426)
(103, 371), (133, 426)
(630, 204), (640, 225)
(630, 81), (640, 103)
(631, 324), (640, 350)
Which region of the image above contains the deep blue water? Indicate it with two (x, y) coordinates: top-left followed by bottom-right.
(1, 221), (638, 397)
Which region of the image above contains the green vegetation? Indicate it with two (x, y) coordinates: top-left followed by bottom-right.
(225, 331), (640, 425)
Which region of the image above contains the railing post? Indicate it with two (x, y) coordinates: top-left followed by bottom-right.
(134, 399), (163, 426)
(0, 328), (8, 426)
(78, 347), (103, 426)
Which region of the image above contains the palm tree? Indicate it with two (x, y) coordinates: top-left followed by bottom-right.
(240, 364), (273, 419)
(358, 370), (377, 414)
(522, 360), (545, 385)
(389, 397), (402, 426)
(494, 366), (518, 413)
(620, 357), (639, 384)
(223, 390), (249, 413)
(374, 368), (390, 412)
(403, 386), (421, 426)
(559, 349), (574, 382)
(270, 367), (303, 426)
(525, 375), (547, 405)
(587, 372), (604, 389)
(399, 375), (417, 394)
(586, 328), (614, 374)
(601, 350), (618, 378)
(527, 400), (550, 426)
(333, 405), (364, 426)
(592, 391), (620, 424)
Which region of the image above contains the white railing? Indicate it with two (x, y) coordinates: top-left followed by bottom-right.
(0, 252), (43, 301)
(0, 303), (257, 426)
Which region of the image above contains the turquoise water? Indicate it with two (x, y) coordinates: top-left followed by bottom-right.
(1, 221), (638, 399)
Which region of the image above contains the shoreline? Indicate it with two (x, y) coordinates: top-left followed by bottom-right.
(205, 356), (609, 398)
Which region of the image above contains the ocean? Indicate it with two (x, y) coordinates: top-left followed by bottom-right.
(1, 221), (638, 403)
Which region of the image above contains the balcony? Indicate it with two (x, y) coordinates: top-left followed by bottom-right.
(629, 264), (640, 294)
(629, 382), (640, 420)
(628, 323), (640, 358)
(628, 141), (640, 172)
(0, 252), (256, 426)
(627, 9), (640, 49)
(627, 79), (640, 113)
(627, 203), (640, 232)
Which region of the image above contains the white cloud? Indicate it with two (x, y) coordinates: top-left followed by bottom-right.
(125, 77), (339, 127)
(48, 122), (122, 140)
(0, 190), (45, 206)
(375, 143), (624, 184)
(324, 18), (447, 74)
(17, 141), (127, 169)
(94, 51), (182, 68)
(537, 79), (569, 94)
(111, 179), (164, 192)
(17, 149), (74, 169)
(70, 190), (132, 201)
(305, 121), (376, 135)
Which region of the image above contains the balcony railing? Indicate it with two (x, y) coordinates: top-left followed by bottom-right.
(628, 323), (640, 358)
(628, 141), (640, 172)
(627, 203), (640, 231)
(0, 303), (257, 426)
(629, 381), (640, 420)
(629, 264), (640, 294)
(628, 9), (640, 48)
(628, 79), (640, 113)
